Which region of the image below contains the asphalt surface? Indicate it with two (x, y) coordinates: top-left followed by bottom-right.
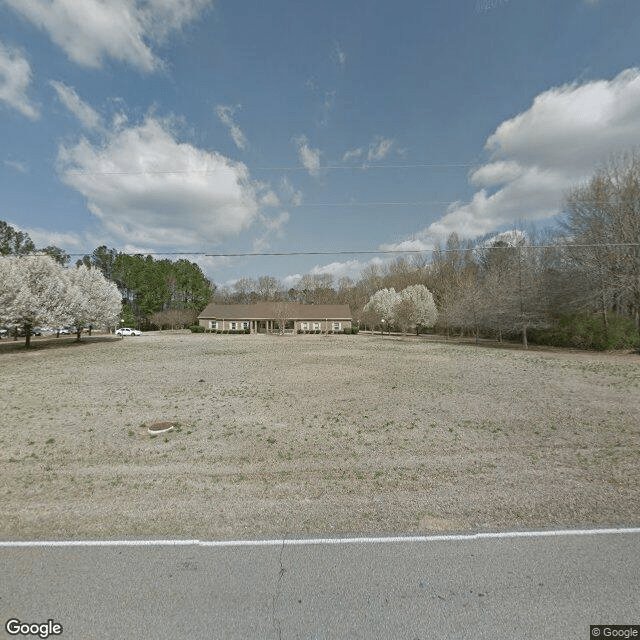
(1, 529), (639, 639)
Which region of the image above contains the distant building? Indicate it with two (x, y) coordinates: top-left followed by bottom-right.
(197, 302), (352, 334)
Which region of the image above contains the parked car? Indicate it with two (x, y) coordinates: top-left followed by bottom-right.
(116, 327), (142, 336)
(57, 327), (70, 335)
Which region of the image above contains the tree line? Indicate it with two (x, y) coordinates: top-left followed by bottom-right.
(75, 247), (214, 329)
(1, 225), (215, 333)
(215, 154), (640, 349)
(2, 153), (639, 349)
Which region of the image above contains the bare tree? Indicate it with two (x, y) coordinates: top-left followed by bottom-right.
(233, 277), (256, 303)
(255, 276), (283, 301)
(150, 308), (197, 329)
(563, 152), (640, 329)
(273, 301), (290, 334)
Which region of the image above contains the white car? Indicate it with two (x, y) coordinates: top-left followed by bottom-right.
(116, 327), (142, 336)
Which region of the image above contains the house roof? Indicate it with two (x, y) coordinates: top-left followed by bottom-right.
(198, 302), (352, 320)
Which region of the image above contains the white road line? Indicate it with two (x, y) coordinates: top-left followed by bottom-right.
(1, 527), (640, 548)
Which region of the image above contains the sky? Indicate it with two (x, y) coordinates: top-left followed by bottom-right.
(2, 0), (640, 289)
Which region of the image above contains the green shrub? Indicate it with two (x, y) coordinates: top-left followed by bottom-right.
(189, 325), (205, 333)
(529, 312), (640, 351)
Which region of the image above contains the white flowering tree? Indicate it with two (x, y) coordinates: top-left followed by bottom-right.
(0, 255), (72, 348)
(66, 264), (122, 341)
(363, 288), (399, 334)
(394, 284), (438, 336)
(0, 256), (122, 347)
(0, 256), (20, 333)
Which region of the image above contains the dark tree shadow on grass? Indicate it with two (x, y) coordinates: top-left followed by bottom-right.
(0, 334), (121, 354)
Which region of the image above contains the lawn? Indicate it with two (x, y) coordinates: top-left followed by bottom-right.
(1, 332), (639, 540)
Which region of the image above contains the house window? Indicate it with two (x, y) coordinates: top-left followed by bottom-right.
(333, 322), (341, 331)
(301, 322), (309, 330)
(209, 321), (218, 330)
(313, 322), (320, 330)
(230, 321), (238, 330)
(242, 322), (249, 329)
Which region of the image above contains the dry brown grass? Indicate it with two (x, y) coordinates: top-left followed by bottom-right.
(1, 331), (638, 540)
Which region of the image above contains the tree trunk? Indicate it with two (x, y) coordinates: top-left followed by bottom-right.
(522, 324), (528, 349)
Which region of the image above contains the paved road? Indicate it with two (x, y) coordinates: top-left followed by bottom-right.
(2, 529), (639, 639)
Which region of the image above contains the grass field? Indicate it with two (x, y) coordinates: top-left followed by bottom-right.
(1, 332), (639, 540)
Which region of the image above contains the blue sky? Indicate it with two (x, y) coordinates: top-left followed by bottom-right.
(1, 0), (640, 288)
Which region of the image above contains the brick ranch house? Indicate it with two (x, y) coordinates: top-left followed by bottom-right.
(197, 302), (352, 334)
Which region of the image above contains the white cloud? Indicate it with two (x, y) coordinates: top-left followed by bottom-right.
(280, 176), (303, 207)
(379, 238), (435, 253)
(470, 160), (524, 187)
(261, 211), (289, 231)
(250, 211), (290, 254)
(332, 41), (346, 67)
(280, 256), (388, 288)
(50, 80), (102, 130)
(282, 273), (302, 289)
(0, 42), (39, 119)
(342, 147), (363, 163)
(259, 190), (280, 207)
(367, 136), (394, 162)
(294, 135), (321, 176)
(342, 136), (395, 165)
(251, 235), (271, 253)
(475, 0), (510, 13)
(386, 67), (640, 250)
(3, 0), (212, 72)
(56, 115), (261, 248)
(309, 259), (362, 278)
(319, 90), (335, 127)
(4, 160), (27, 173)
(6, 220), (87, 251)
(215, 104), (248, 151)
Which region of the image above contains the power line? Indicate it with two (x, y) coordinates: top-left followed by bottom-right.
(204, 244), (640, 257)
(63, 162), (475, 176)
(294, 201), (458, 207)
(31, 243), (638, 259)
